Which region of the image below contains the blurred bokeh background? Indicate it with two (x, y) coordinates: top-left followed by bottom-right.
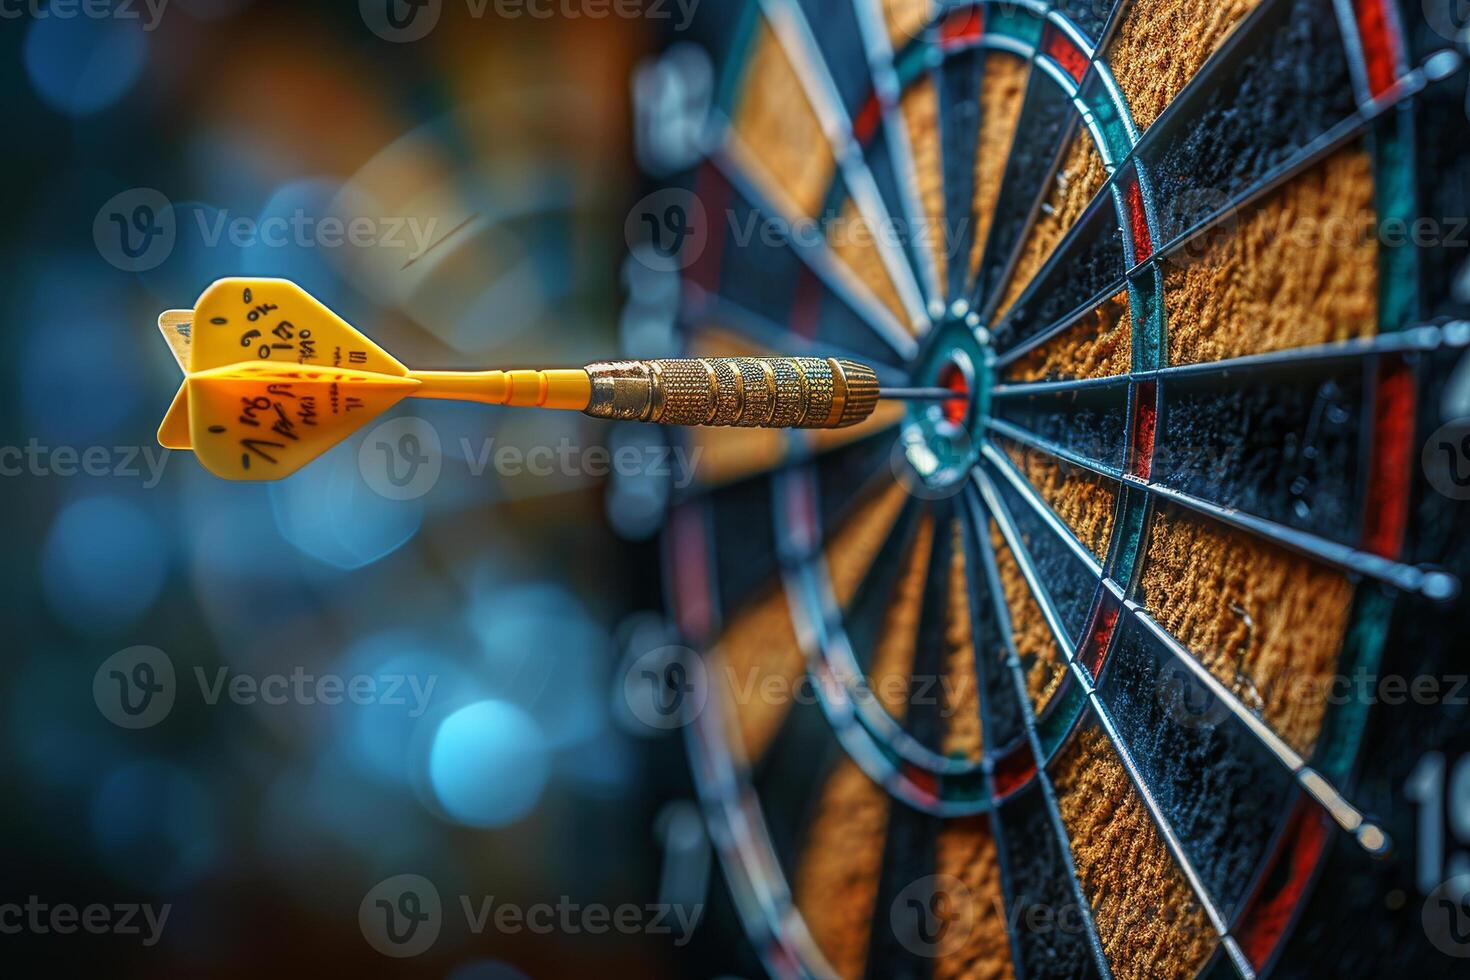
(0, 2), (734, 976)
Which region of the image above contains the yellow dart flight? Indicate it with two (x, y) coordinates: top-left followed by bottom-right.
(157, 278), (593, 481)
(157, 278), (901, 482)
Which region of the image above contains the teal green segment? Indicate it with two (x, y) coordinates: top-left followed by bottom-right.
(1110, 487), (1151, 591)
(1313, 587), (1395, 783)
(1081, 84), (1134, 165)
(987, 2), (1044, 46)
(1312, 108), (1419, 782)
(895, 40), (934, 87)
(713, 5), (760, 117)
(939, 768), (993, 805)
(1127, 263), (1166, 372)
(1036, 680), (1087, 757)
(1373, 106), (1420, 332)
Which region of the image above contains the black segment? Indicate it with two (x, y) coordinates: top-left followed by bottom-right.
(994, 380), (1132, 472)
(906, 501), (956, 750)
(991, 194), (1128, 355)
(1096, 615), (1297, 911)
(792, 0), (873, 117)
(711, 475), (781, 617)
(865, 544), (950, 979)
(710, 431), (895, 620)
(759, 692), (847, 873)
(845, 498), (928, 672)
(1141, 0), (1358, 248)
(988, 460), (1101, 645)
(818, 431), (905, 530)
(993, 780), (1102, 979)
(974, 76), (1080, 315)
(961, 500), (1028, 751)
(692, 0), (758, 111)
(939, 49), (986, 300)
(1413, 77), (1470, 321)
(705, 172), (906, 367)
(1155, 361), (1367, 546)
(1050, 0), (1119, 41)
(864, 800), (940, 980)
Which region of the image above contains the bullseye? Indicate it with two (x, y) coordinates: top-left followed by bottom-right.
(937, 358), (971, 426)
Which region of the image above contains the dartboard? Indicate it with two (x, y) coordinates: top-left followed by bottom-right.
(631, 1), (1470, 976)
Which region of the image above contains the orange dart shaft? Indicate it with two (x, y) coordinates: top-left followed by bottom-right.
(408, 370), (592, 409)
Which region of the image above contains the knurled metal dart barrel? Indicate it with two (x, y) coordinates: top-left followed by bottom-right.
(579, 357), (878, 429)
(154, 278), (947, 482)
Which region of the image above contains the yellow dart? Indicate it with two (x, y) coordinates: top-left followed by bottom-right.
(156, 278), (939, 482)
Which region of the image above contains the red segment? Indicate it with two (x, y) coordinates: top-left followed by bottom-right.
(1042, 24), (1088, 82)
(992, 741), (1037, 799)
(1129, 380), (1158, 481)
(1080, 597), (1121, 677)
(903, 762), (940, 801)
(766, 944), (799, 978)
(781, 470), (821, 559)
(668, 504), (715, 644)
(1126, 176), (1154, 264)
(1235, 798), (1331, 971)
(688, 164), (729, 296)
(937, 360), (971, 426)
(1353, 0), (1402, 99)
(790, 266), (822, 341)
(939, 7), (984, 50)
(1364, 355), (1416, 558)
(853, 92), (883, 145)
